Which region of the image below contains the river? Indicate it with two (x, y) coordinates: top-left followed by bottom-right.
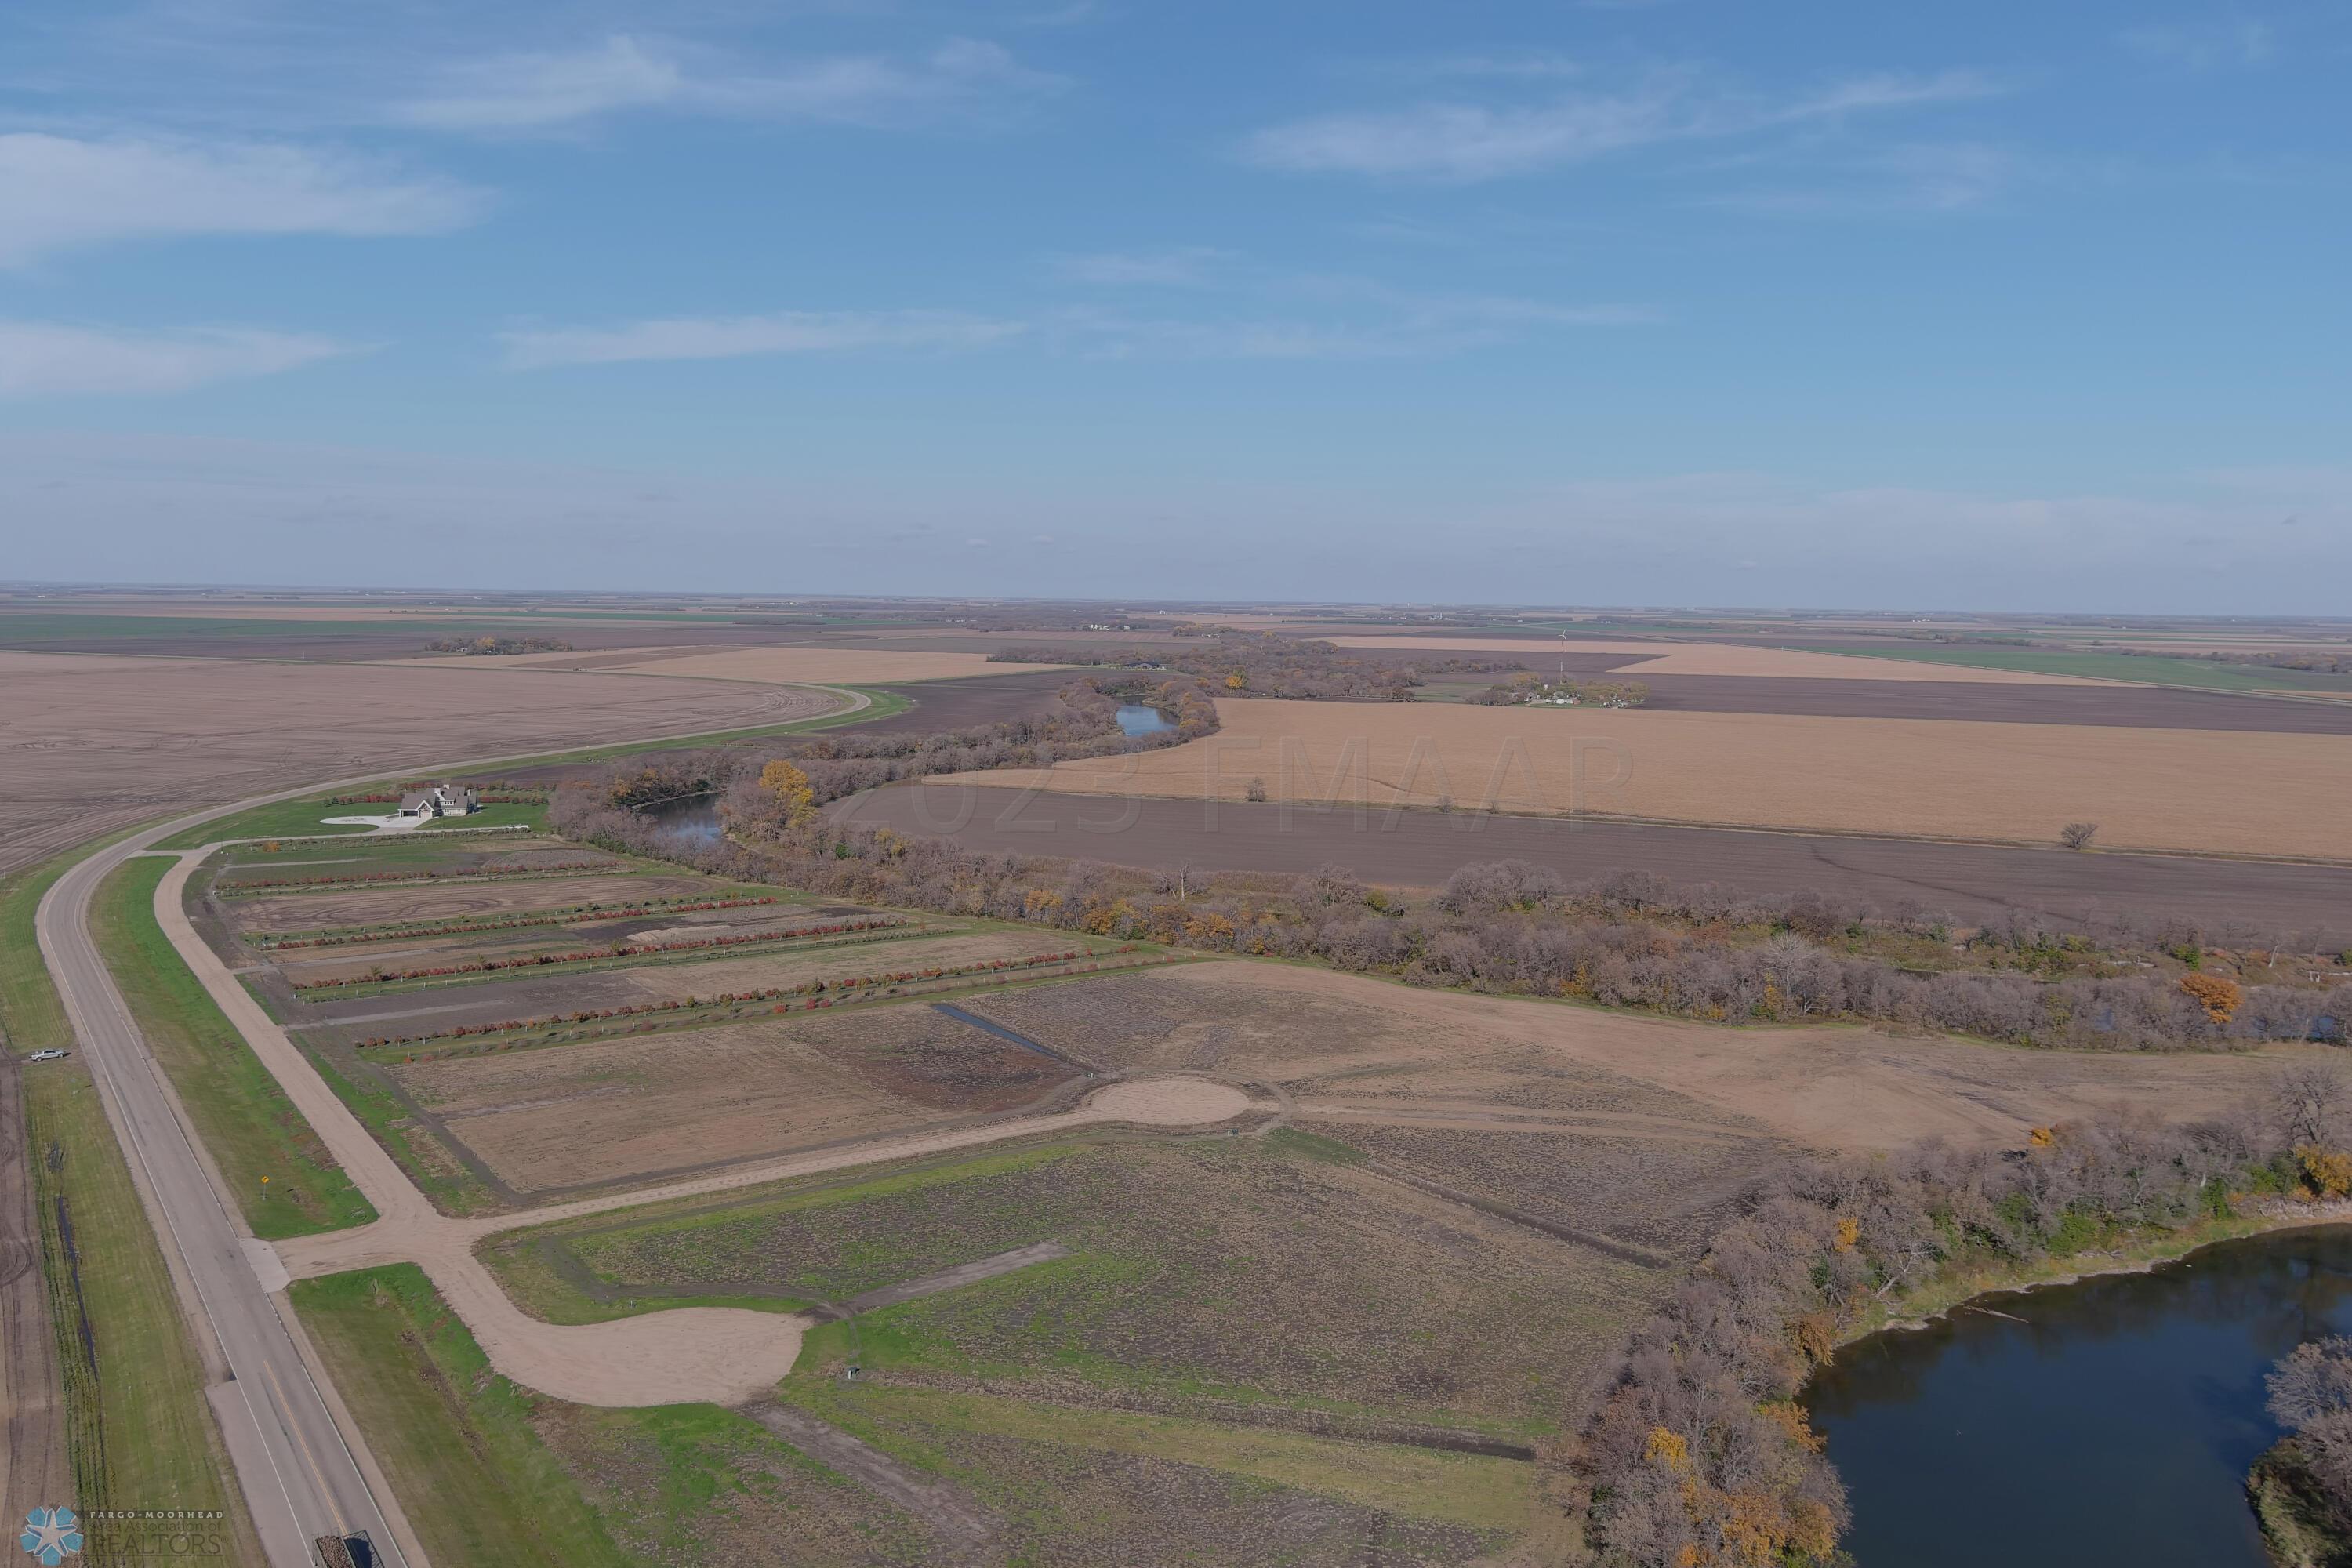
(1808, 1225), (2352, 1566)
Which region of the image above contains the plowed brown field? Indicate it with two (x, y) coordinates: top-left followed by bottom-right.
(0, 651), (824, 874)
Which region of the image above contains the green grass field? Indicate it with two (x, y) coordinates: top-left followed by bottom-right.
(1796, 643), (2352, 693)
(290, 1266), (631, 1568)
(91, 856), (375, 1236)
(1, 858), (77, 1055)
(488, 1132), (1638, 1438)
(292, 1265), (929, 1567)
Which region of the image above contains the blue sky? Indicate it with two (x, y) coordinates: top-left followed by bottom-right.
(2, 0), (2347, 610)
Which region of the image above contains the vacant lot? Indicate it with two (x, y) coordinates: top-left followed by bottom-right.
(942, 697), (2352, 858)
(962, 963), (2284, 1152)
(504, 1132), (1670, 1433)
(842, 786), (2352, 939)
(392, 1007), (1086, 1195)
(0, 650), (818, 875)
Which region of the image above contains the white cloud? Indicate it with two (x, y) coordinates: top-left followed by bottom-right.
(1714, 142), (2014, 215)
(396, 34), (1062, 133)
(0, 132), (485, 265)
(2121, 20), (2275, 71)
(0, 320), (354, 397)
(1048, 247), (1231, 285)
(396, 35), (682, 131)
(1241, 67), (2001, 180)
(500, 310), (1027, 368)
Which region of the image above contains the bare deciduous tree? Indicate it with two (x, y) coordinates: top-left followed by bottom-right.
(2060, 821), (2100, 850)
(2277, 1062), (2350, 1148)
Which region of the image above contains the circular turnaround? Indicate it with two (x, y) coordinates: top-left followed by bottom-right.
(1084, 1079), (1253, 1127)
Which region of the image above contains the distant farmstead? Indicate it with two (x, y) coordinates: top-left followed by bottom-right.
(398, 783), (478, 818)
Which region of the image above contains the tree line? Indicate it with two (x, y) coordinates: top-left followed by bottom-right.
(988, 633), (1523, 702)
(1584, 1069), (2352, 1566)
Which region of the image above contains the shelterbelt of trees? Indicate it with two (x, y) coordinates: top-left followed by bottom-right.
(597, 673), (1219, 818)
(989, 633), (1523, 702)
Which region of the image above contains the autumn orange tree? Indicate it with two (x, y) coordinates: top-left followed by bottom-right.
(2180, 972), (2244, 1025)
(758, 759), (818, 828)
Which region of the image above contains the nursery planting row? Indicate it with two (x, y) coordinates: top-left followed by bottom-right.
(290, 916), (909, 989)
(258, 894), (789, 949)
(357, 946), (1141, 1049)
(216, 861), (624, 896)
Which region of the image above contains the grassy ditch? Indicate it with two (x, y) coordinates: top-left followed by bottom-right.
(18, 1060), (263, 1552)
(91, 855), (374, 1236)
(5, 844), (260, 1555)
(289, 1266), (630, 1568)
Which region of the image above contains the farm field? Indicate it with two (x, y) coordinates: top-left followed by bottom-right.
(1328, 636), (2107, 682)
(1610, 673), (2352, 733)
(937, 696), (2352, 859)
(1793, 642), (2352, 694)
(389, 1007), (1091, 1196)
(0, 648), (826, 876)
(467, 646), (1085, 685)
(840, 786), (2352, 939)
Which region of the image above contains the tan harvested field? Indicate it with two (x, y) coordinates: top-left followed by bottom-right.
(393, 1007), (1085, 1193)
(942, 696), (2352, 858)
(223, 873), (715, 934)
(1330, 636), (2104, 682)
(0, 650), (822, 874)
(967, 961), (2286, 1153)
(557, 648), (1079, 685)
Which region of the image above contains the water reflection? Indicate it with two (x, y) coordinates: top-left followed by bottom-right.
(644, 796), (721, 847)
(1809, 1226), (2352, 1566)
(1114, 703), (1176, 737)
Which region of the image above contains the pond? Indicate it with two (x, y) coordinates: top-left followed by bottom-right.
(643, 796), (722, 848)
(1808, 1225), (2352, 1566)
(1114, 702), (1176, 737)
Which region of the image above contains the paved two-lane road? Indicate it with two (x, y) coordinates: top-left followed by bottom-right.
(40, 826), (411, 1568)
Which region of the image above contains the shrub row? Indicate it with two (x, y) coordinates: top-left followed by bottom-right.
(355, 946), (1126, 1047)
(292, 916), (906, 989)
(259, 894), (786, 949)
